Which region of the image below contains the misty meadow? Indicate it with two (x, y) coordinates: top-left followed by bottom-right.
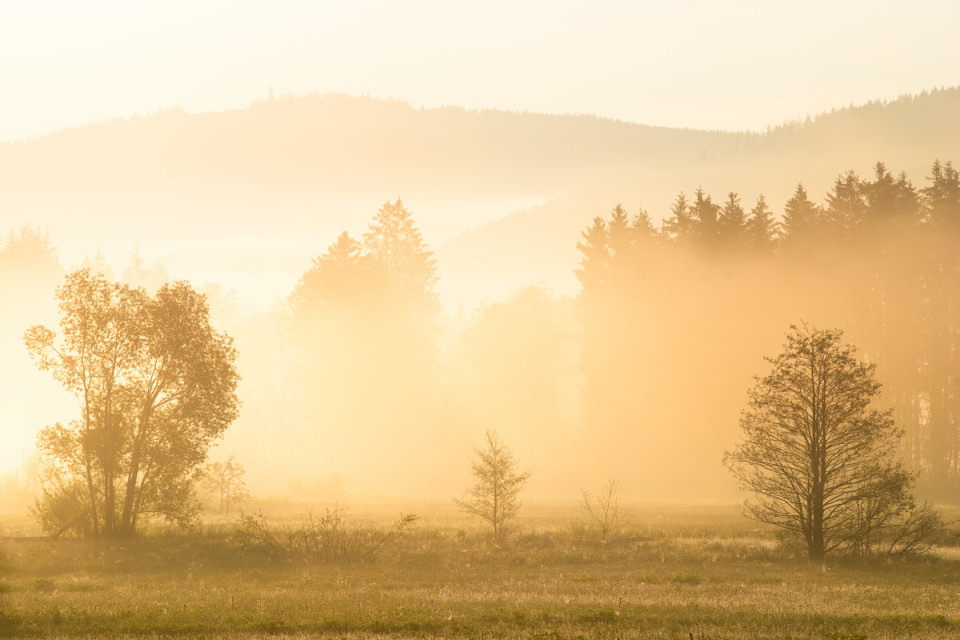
(2, 3), (960, 638)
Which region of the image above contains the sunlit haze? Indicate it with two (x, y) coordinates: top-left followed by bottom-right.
(2, 0), (958, 141)
(0, 0), (958, 550)
(2, 3), (960, 636)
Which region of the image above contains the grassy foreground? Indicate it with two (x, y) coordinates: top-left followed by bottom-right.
(1, 502), (959, 639)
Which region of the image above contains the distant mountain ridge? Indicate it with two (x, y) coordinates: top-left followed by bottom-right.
(435, 87), (960, 304)
(0, 93), (747, 201)
(0, 87), (956, 306)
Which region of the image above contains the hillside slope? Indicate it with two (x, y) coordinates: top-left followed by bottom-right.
(436, 87), (960, 304)
(1, 88), (956, 306)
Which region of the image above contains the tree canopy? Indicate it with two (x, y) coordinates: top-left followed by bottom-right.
(723, 325), (931, 560)
(25, 269), (239, 537)
(455, 430), (531, 541)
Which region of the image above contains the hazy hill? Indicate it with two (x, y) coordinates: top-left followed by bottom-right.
(436, 87), (960, 304)
(1, 88), (957, 306)
(0, 93), (745, 237)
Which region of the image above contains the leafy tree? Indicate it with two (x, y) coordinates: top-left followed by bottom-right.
(25, 269), (240, 537)
(724, 324), (939, 561)
(455, 429), (530, 540)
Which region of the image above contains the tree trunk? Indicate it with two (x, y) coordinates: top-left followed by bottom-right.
(119, 409), (151, 537)
(807, 535), (825, 562)
(118, 447), (141, 537)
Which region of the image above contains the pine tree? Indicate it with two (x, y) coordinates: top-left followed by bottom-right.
(921, 160), (960, 228)
(745, 194), (777, 250)
(362, 198), (438, 302)
(781, 183), (821, 245)
(606, 204), (631, 255)
(718, 192), (747, 246)
(287, 203), (442, 489)
(606, 204), (635, 291)
(824, 170), (865, 238)
(290, 231), (376, 318)
(121, 245), (169, 293)
(863, 162), (919, 225)
(661, 192), (692, 243)
(80, 248), (114, 281)
(575, 217), (608, 296)
(690, 187), (720, 246)
(0, 227), (63, 294)
(630, 206), (658, 240)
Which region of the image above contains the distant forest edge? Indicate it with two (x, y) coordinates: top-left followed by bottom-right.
(573, 159), (960, 499)
(1, 158), (958, 501)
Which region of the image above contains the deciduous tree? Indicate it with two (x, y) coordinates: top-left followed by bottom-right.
(25, 269), (240, 537)
(724, 324), (939, 561)
(455, 430), (530, 540)
(199, 455), (250, 515)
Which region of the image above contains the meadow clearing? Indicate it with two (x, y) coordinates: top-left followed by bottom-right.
(1, 501), (959, 639)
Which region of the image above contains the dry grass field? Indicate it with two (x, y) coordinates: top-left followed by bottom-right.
(2, 502), (959, 639)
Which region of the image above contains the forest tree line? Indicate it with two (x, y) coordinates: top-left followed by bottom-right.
(2, 159), (958, 512)
(577, 160), (960, 497)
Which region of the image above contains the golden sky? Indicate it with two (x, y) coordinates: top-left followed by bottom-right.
(2, 0), (958, 141)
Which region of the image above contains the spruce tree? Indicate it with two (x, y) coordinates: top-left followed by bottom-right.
(745, 194), (777, 250)
(363, 198), (438, 302)
(575, 217), (609, 296)
(630, 206), (658, 240)
(781, 183), (821, 246)
(824, 170), (865, 238)
(718, 191), (747, 246)
(661, 192), (692, 243)
(921, 160), (960, 228)
(690, 187), (720, 246)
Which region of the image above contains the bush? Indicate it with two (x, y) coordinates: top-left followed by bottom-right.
(233, 508), (418, 562)
(32, 482), (90, 538)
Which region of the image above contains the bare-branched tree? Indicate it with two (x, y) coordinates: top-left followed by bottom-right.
(200, 455), (250, 515)
(580, 479), (621, 542)
(723, 323), (942, 561)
